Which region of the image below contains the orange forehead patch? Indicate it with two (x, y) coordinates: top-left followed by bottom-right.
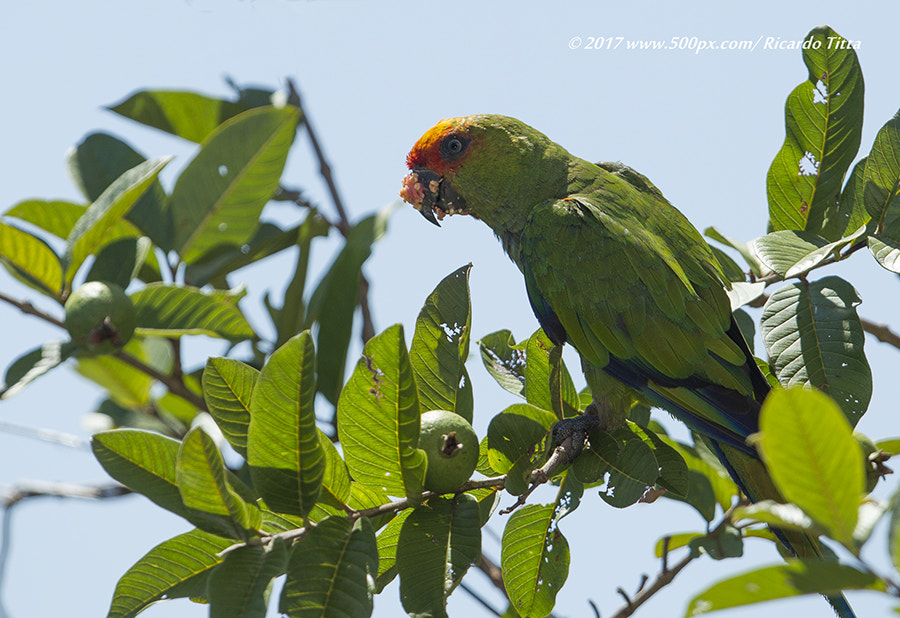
(406, 117), (466, 173)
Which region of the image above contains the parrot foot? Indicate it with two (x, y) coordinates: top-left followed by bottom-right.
(551, 413), (602, 462)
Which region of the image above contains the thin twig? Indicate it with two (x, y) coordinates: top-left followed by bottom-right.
(861, 318), (900, 350)
(0, 291), (63, 328)
(286, 78), (376, 345)
(608, 505), (737, 618)
(2, 481), (130, 507)
(458, 582), (503, 617)
(114, 350), (207, 411)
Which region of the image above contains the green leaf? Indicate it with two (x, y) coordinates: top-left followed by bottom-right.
(86, 236), (155, 289)
(177, 427), (261, 539)
(169, 106), (300, 263)
(864, 110), (900, 240)
(106, 528), (232, 618)
(704, 227), (765, 277)
(486, 403), (556, 477)
(0, 221), (63, 297)
(657, 433), (738, 520)
(208, 539), (287, 618)
(67, 131), (172, 250)
(375, 509), (410, 593)
(629, 422), (689, 497)
(757, 388), (863, 549)
(92, 429), (195, 521)
(398, 495), (482, 618)
(686, 560), (882, 616)
(888, 485), (900, 572)
(766, 26), (864, 239)
(280, 517), (377, 618)
(838, 157), (871, 235)
(477, 329), (526, 398)
(868, 235), (900, 273)
(4, 199), (88, 240)
(725, 282), (766, 311)
(309, 208), (392, 405)
(248, 331), (324, 518)
(1, 341), (78, 399)
(761, 276), (872, 425)
(315, 430), (352, 511)
(733, 500), (821, 534)
(524, 329), (578, 419)
(588, 425), (659, 508)
(753, 227), (866, 279)
(108, 88), (277, 143)
(409, 264), (474, 422)
(688, 525), (743, 561)
(501, 504), (569, 618)
(63, 156), (171, 286)
(337, 324), (426, 500)
(131, 283), (255, 341)
(202, 357), (258, 460)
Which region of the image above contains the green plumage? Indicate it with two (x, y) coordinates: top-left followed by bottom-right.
(402, 115), (854, 617)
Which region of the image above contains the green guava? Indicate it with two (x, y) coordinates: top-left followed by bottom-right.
(64, 281), (136, 354)
(418, 410), (479, 494)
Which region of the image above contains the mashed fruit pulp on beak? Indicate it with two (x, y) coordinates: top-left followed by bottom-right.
(400, 172), (426, 210)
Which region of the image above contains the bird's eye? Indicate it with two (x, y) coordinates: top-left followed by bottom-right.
(440, 135), (469, 160)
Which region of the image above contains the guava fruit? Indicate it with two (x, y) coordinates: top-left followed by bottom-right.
(64, 281), (136, 354)
(418, 410), (479, 494)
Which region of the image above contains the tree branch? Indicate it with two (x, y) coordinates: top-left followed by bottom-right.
(608, 505), (737, 618)
(0, 291), (63, 328)
(113, 350), (207, 411)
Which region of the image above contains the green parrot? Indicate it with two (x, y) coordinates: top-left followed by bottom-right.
(400, 114), (855, 618)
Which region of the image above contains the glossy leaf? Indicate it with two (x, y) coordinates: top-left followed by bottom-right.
(630, 422), (689, 497)
(315, 430), (352, 511)
(280, 517), (377, 618)
(524, 329), (578, 419)
(63, 156), (171, 286)
(867, 235), (900, 273)
(131, 283), (254, 341)
(864, 110), (900, 239)
(0, 221), (63, 297)
(477, 329), (526, 398)
(202, 357), (259, 460)
(757, 388), (863, 549)
(754, 226), (865, 279)
(309, 207), (391, 405)
(337, 324), (426, 500)
(106, 528), (232, 618)
(375, 509), (410, 593)
(4, 199), (88, 240)
(409, 264), (474, 422)
(766, 26), (864, 239)
(397, 495), (481, 617)
(67, 131), (172, 250)
(486, 403), (556, 477)
(168, 106), (299, 262)
(248, 331), (324, 518)
(501, 504), (569, 618)
(761, 276), (871, 425)
(108, 88), (276, 143)
(704, 227), (766, 277)
(589, 425), (660, 508)
(208, 539), (288, 618)
(686, 560), (882, 615)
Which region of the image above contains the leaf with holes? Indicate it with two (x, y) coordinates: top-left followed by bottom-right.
(761, 276), (871, 425)
(766, 27), (864, 239)
(477, 329), (526, 398)
(501, 504), (569, 618)
(169, 106), (300, 263)
(409, 264), (474, 422)
(337, 324), (426, 500)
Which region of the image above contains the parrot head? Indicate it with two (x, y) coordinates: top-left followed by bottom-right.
(400, 115), (569, 231)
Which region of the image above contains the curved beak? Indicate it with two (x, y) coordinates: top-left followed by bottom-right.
(400, 169), (468, 227)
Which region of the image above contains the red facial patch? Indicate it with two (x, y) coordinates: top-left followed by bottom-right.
(405, 118), (467, 175)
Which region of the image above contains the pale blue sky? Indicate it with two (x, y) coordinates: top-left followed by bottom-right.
(0, 2), (897, 617)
